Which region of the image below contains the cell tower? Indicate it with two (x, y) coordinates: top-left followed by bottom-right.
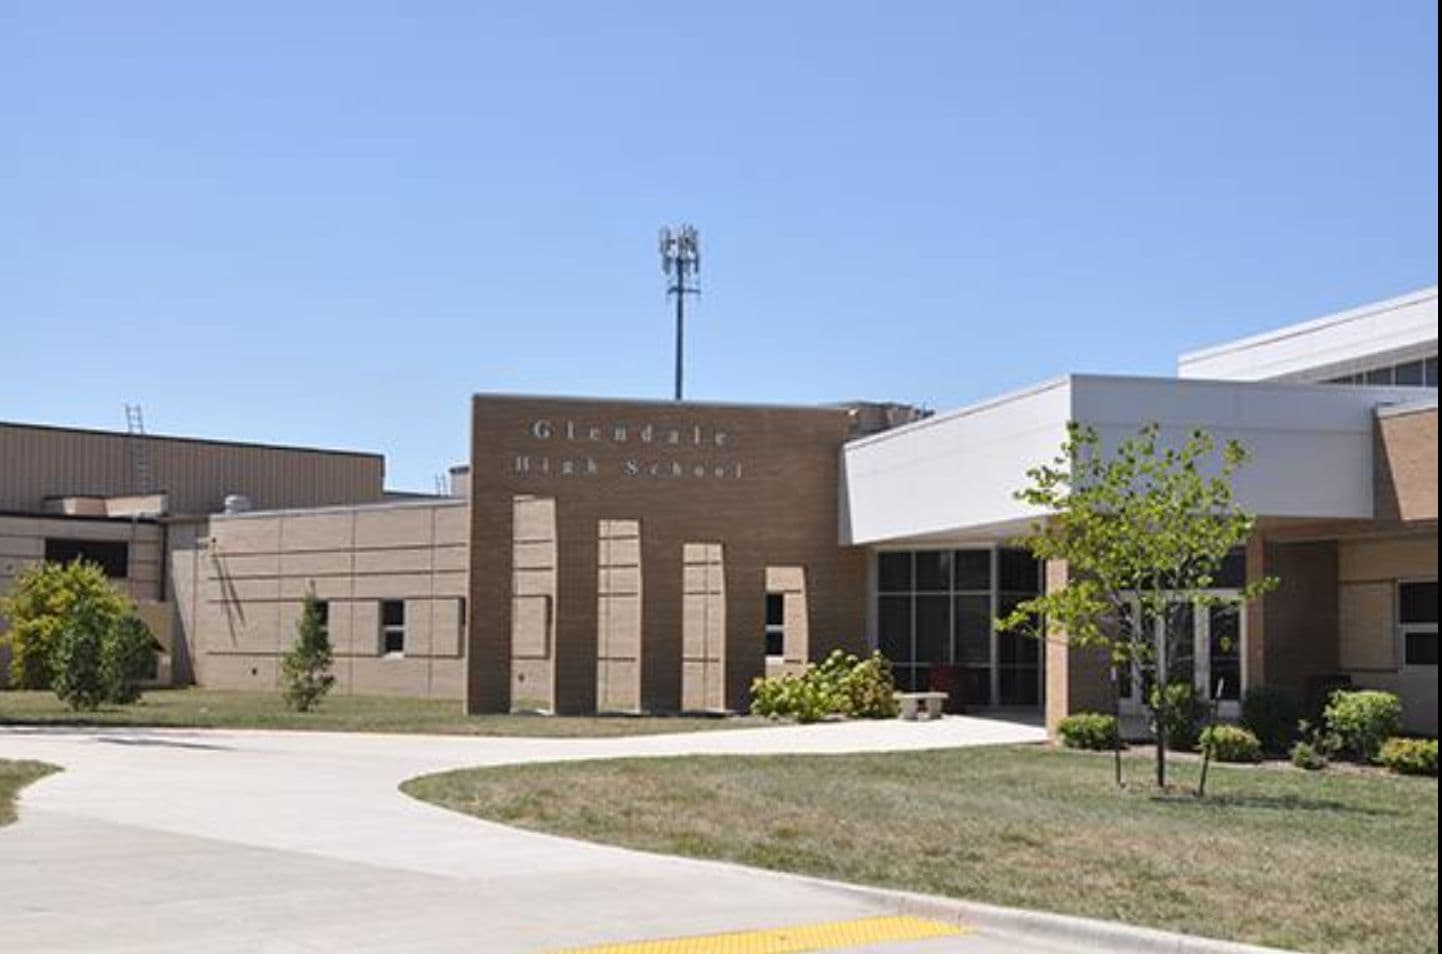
(659, 225), (700, 401)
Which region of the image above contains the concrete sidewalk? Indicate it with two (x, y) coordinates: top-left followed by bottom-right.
(0, 716), (1098, 953)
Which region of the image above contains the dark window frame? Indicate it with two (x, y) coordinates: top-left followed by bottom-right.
(1400, 579), (1438, 668)
(380, 599), (406, 656)
(764, 592), (786, 658)
(44, 538), (130, 578)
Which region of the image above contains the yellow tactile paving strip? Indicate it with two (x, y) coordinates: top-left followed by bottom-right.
(545, 915), (968, 954)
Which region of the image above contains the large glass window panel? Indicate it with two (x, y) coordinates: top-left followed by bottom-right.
(961, 666), (992, 707)
(878, 595), (912, 663)
(999, 667), (1040, 706)
(878, 552), (912, 593)
(901, 664), (931, 692)
(997, 593), (1035, 628)
(999, 549), (1040, 593)
(1400, 581), (1438, 624)
(1394, 360), (1425, 386)
(1405, 633), (1439, 666)
(1163, 602), (1195, 685)
(915, 551), (952, 591)
(953, 550), (991, 591)
(1214, 548), (1246, 589)
(1365, 367), (1393, 385)
(1425, 356), (1438, 387)
(915, 595), (951, 663)
(1114, 603), (1137, 699)
(1208, 604), (1241, 700)
(952, 595), (991, 664)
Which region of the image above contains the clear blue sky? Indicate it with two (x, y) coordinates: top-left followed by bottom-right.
(2, 2), (1436, 491)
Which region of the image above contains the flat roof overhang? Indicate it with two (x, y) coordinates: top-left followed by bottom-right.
(840, 374), (1437, 547)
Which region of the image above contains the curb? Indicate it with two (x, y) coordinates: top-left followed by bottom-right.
(780, 873), (1300, 954)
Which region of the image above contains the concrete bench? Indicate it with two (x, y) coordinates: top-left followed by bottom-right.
(894, 691), (947, 721)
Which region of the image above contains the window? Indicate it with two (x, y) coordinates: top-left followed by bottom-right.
(998, 548), (1040, 592)
(873, 548), (1037, 703)
(1117, 595), (1245, 709)
(1394, 360), (1425, 387)
(1400, 580), (1438, 667)
(314, 600), (329, 637)
(44, 538), (129, 578)
(878, 552), (912, 592)
(380, 600), (405, 656)
(1326, 355), (1439, 388)
(764, 593), (786, 658)
(1208, 605), (1241, 700)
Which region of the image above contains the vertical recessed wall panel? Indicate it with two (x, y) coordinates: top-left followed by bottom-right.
(510, 496), (556, 712)
(682, 542), (726, 711)
(597, 519), (642, 712)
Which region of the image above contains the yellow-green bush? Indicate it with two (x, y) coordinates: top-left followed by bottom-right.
(750, 650), (899, 722)
(1200, 724), (1263, 763)
(1378, 737), (1437, 776)
(1057, 713), (1121, 750)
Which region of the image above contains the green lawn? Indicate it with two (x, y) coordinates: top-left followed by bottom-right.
(0, 759), (58, 826)
(404, 746), (1439, 954)
(0, 688), (768, 737)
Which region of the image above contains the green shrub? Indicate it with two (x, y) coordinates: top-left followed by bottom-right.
(750, 650), (898, 722)
(749, 672), (835, 723)
(1200, 724), (1263, 763)
(831, 651), (900, 718)
(38, 579), (155, 713)
(1290, 740), (1328, 771)
(1, 560), (133, 689)
(47, 595), (112, 711)
(1241, 686), (1302, 754)
(1057, 713), (1120, 751)
(1324, 690), (1402, 762)
(1150, 681), (1206, 750)
(102, 614), (158, 705)
(1378, 737), (1437, 776)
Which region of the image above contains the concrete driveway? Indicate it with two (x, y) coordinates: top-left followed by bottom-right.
(0, 715), (1091, 954)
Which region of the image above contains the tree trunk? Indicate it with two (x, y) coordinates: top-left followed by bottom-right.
(1153, 691), (1167, 788)
(1155, 726), (1167, 788)
(1111, 667), (1124, 788)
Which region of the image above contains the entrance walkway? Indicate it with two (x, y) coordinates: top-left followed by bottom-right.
(1, 716), (1067, 953)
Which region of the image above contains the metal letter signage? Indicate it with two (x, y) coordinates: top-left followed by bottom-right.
(517, 418), (743, 480)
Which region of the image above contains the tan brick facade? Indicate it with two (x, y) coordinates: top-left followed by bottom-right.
(179, 500), (469, 697)
(466, 397), (869, 714)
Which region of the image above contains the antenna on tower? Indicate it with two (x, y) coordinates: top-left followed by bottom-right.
(124, 404), (153, 495)
(659, 224), (700, 401)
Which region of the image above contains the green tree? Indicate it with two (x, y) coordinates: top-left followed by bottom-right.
(998, 422), (1275, 789)
(281, 589), (336, 712)
(48, 592), (112, 710)
(1, 560), (133, 690)
(104, 613), (159, 705)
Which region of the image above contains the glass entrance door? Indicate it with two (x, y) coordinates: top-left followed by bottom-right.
(1118, 594), (1244, 717)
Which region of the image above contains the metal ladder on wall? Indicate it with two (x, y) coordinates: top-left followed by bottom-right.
(124, 403), (153, 495)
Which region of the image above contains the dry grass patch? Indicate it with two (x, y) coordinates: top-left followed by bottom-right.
(0, 688), (768, 738)
(0, 759), (59, 826)
(404, 745), (1438, 954)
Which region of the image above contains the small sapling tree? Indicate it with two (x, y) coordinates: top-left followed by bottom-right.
(998, 422), (1275, 789)
(281, 588), (336, 712)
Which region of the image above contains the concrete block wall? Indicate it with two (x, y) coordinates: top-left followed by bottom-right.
(190, 499), (468, 698)
(0, 514), (165, 687)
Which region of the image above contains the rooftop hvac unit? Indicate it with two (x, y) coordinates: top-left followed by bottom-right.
(222, 493), (253, 515)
